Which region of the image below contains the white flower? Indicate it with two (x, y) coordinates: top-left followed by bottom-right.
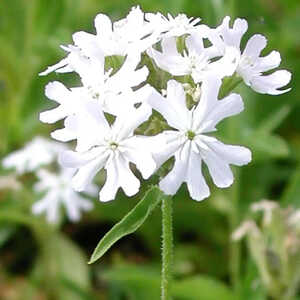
(2, 137), (66, 174)
(232, 220), (260, 241)
(216, 16), (248, 49)
(108, 6), (160, 55)
(42, 85), (154, 152)
(39, 52), (149, 110)
(215, 16), (291, 95)
(79, 6), (159, 57)
(40, 52), (149, 117)
(59, 105), (156, 202)
(39, 6), (159, 76)
(40, 50), (147, 103)
(32, 168), (95, 223)
(148, 78), (251, 201)
(251, 199), (279, 225)
(39, 81), (90, 124)
(39, 41), (104, 76)
(148, 34), (239, 83)
(145, 12), (200, 38)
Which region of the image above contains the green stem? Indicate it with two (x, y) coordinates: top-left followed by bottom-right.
(219, 74), (243, 99)
(161, 195), (173, 300)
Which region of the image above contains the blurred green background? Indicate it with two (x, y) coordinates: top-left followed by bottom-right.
(0, 0), (299, 299)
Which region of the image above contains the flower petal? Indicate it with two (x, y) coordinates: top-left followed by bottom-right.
(117, 154), (140, 197)
(40, 106), (68, 124)
(147, 38), (190, 76)
(39, 58), (69, 76)
(71, 154), (107, 192)
(94, 13), (113, 37)
(250, 70), (291, 95)
(107, 53), (148, 90)
(201, 143), (234, 188)
(201, 136), (252, 166)
(148, 80), (190, 131)
(208, 46), (240, 79)
(122, 136), (156, 179)
(218, 16), (248, 48)
(192, 76), (222, 130)
(152, 131), (185, 168)
(159, 140), (192, 195)
(186, 34), (204, 56)
(45, 81), (70, 103)
(59, 148), (106, 168)
(255, 50), (281, 73)
(197, 93), (244, 133)
(161, 37), (179, 55)
(112, 104), (152, 141)
(99, 159), (120, 202)
(186, 148), (210, 201)
(51, 127), (77, 142)
(72, 31), (105, 64)
(243, 34), (267, 60)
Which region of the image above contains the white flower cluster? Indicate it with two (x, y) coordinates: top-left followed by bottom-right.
(2, 137), (96, 223)
(40, 7), (291, 202)
(2, 137), (65, 174)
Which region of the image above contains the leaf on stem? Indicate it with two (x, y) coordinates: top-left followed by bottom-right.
(89, 186), (163, 264)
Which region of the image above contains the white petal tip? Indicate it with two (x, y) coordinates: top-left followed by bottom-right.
(39, 70), (49, 76)
(39, 112), (53, 124)
(99, 195), (114, 202)
(192, 194), (209, 202)
(72, 184), (84, 193)
(216, 179), (234, 189)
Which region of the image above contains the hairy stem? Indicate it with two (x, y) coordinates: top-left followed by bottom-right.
(161, 195), (173, 300)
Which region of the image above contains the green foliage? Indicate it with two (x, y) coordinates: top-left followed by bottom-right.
(102, 264), (237, 300)
(281, 164), (300, 207)
(172, 276), (237, 300)
(102, 264), (161, 300)
(33, 232), (91, 300)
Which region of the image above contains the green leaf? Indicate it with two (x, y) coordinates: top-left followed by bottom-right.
(33, 232), (91, 300)
(245, 132), (289, 160)
(0, 211), (40, 228)
(60, 277), (97, 300)
(102, 264), (161, 300)
(257, 105), (291, 134)
(51, 233), (90, 291)
(102, 265), (237, 300)
(239, 259), (267, 300)
(172, 276), (237, 300)
(281, 164), (300, 207)
(89, 186), (163, 264)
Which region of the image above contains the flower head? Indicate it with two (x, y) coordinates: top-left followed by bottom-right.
(215, 16), (291, 94)
(148, 78), (251, 201)
(39, 8), (291, 205)
(33, 168), (95, 223)
(40, 52), (152, 144)
(59, 105), (156, 201)
(148, 34), (239, 83)
(145, 12), (200, 38)
(2, 137), (65, 174)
